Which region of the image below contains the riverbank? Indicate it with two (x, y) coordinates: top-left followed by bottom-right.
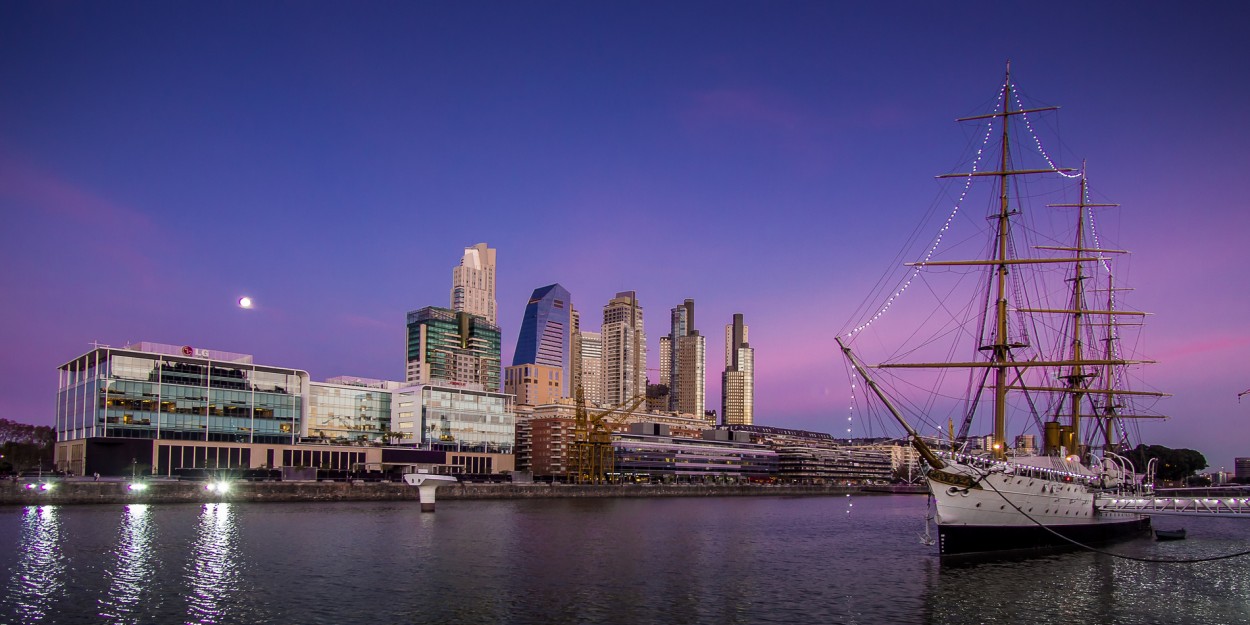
(0, 479), (868, 506)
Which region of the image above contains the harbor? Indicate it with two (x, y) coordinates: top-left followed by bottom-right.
(4, 495), (1248, 625)
(0, 478), (864, 507)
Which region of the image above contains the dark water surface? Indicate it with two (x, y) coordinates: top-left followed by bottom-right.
(1, 495), (1247, 624)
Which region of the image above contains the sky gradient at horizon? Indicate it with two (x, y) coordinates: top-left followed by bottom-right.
(2, 2), (1248, 468)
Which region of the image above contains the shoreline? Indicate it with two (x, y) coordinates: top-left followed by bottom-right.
(0, 479), (880, 507)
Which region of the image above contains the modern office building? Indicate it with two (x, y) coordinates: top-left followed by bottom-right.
(405, 306), (502, 392)
(390, 382), (514, 455)
(614, 424), (778, 483)
(667, 299), (705, 419)
(451, 242), (497, 325)
(54, 341), (514, 477)
(771, 445), (893, 484)
(307, 376), (393, 444)
(512, 283), (571, 396)
(56, 342), (307, 448)
(572, 330), (604, 405)
(602, 291), (647, 407)
(722, 313), (754, 426)
(505, 363), (564, 407)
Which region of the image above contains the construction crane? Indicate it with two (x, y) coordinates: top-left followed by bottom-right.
(1240, 388), (1250, 403)
(568, 388), (646, 485)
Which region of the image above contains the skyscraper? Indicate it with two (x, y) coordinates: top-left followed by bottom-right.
(668, 299), (706, 418)
(405, 306), (502, 392)
(575, 330), (604, 406)
(450, 243), (497, 325)
(602, 291), (646, 406)
(512, 283), (572, 396)
(658, 336), (672, 386)
(722, 313), (754, 426)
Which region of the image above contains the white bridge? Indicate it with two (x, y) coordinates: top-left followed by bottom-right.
(1096, 495), (1250, 518)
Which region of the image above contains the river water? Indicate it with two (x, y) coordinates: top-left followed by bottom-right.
(1, 495), (1247, 624)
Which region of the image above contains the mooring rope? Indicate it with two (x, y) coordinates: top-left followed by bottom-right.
(977, 473), (1250, 563)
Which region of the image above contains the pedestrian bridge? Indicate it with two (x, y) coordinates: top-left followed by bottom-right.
(1096, 495), (1250, 518)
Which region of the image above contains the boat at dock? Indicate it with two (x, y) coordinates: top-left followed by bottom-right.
(838, 63), (1165, 556)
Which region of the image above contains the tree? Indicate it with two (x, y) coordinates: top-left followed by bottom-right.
(0, 418), (56, 474)
(1124, 444), (1208, 482)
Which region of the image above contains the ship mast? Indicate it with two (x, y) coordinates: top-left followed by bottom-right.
(989, 64), (1013, 460)
(857, 65), (1169, 462)
(1046, 169), (1119, 455)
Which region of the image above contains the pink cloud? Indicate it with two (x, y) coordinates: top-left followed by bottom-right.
(0, 152), (166, 289)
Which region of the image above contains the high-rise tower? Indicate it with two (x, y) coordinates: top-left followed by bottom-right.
(450, 243), (497, 325)
(602, 291), (646, 406)
(575, 330), (604, 406)
(668, 299), (706, 419)
(405, 306), (502, 391)
(508, 284), (571, 404)
(722, 313), (754, 426)
(512, 284), (572, 392)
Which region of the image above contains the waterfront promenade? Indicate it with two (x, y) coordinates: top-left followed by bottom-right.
(0, 479), (862, 506)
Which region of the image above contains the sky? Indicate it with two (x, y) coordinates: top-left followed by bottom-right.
(2, 2), (1248, 469)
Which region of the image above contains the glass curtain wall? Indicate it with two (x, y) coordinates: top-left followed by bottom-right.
(422, 387), (514, 453)
(57, 348), (305, 445)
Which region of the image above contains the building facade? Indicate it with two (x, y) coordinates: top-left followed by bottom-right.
(667, 299), (705, 419)
(722, 313), (754, 426)
(390, 382), (514, 454)
(512, 283), (571, 396)
(56, 342), (307, 449)
(514, 400), (714, 479)
(53, 342), (515, 478)
(450, 242), (497, 325)
(307, 376), (393, 444)
(614, 424), (778, 483)
(405, 306), (502, 392)
(1235, 457), (1250, 480)
(602, 291), (647, 407)
(505, 363), (564, 408)
(573, 330), (604, 406)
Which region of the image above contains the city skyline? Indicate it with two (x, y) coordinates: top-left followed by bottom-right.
(2, 3), (1248, 468)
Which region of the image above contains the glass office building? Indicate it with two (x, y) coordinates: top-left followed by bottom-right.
(391, 383), (514, 454)
(57, 342), (307, 446)
(405, 306), (502, 392)
(512, 283), (571, 393)
(307, 377), (393, 444)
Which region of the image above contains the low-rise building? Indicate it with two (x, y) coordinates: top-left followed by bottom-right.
(613, 424), (777, 483)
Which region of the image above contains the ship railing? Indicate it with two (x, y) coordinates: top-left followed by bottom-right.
(1097, 495), (1250, 517)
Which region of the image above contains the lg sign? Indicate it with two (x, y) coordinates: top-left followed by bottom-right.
(181, 345), (211, 358)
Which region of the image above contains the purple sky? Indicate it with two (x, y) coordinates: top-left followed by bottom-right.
(2, 3), (1247, 469)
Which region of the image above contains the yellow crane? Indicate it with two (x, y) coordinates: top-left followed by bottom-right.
(568, 389), (646, 484)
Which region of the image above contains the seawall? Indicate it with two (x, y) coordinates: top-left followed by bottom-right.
(0, 479), (865, 506)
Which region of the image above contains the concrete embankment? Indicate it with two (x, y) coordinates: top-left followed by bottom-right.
(0, 480), (864, 506)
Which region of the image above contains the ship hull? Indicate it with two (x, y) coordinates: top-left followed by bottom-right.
(938, 514), (1151, 556)
(927, 458), (1151, 556)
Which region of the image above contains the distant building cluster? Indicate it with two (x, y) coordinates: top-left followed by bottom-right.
(51, 241), (903, 484)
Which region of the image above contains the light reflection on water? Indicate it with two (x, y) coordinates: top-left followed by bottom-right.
(98, 504), (156, 625)
(0, 498), (1247, 624)
(7, 506), (67, 623)
(185, 503), (241, 625)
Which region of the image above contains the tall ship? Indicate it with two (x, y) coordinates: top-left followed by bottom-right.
(838, 64), (1166, 556)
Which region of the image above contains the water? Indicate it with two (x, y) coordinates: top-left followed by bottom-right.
(1, 495), (1247, 624)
